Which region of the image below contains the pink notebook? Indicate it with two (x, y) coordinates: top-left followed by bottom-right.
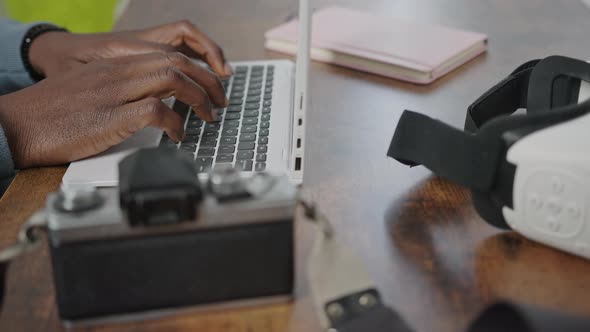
(265, 7), (488, 84)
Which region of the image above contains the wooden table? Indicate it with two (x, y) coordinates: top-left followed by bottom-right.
(2, 0), (590, 331)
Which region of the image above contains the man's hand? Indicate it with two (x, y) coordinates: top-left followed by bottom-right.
(28, 20), (233, 79)
(0, 52), (227, 169)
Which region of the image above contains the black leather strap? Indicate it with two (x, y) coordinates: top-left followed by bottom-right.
(387, 111), (501, 191)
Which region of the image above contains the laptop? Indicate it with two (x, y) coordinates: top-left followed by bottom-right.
(62, 0), (311, 187)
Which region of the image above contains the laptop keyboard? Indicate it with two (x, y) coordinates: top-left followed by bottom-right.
(159, 64), (274, 173)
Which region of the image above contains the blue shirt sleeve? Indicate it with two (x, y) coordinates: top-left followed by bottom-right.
(0, 19), (45, 190)
(0, 124), (15, 192)
(0, 19), (44, 95)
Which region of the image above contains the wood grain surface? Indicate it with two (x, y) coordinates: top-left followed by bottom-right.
(2, 0), (590, 331)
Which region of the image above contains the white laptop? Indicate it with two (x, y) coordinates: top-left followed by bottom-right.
(62, 0), (311, 187)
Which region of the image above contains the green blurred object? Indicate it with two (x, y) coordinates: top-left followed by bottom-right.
(3, 0), (120, 33)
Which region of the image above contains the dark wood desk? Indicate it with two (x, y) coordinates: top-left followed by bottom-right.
(2, 0), (590, 331)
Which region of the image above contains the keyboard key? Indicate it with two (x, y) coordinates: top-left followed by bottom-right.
(227, 106), (242, 112)
(203, 131), (218, 138)
(260, 129), (270, 137)
(261, 114), (270, 121)
(252, 65), (264, 71)
(262, 107), (271, 114)
(221, 128), (239, 136)
(255, 162), (266, 172)
(247, 89), (261, 96)
(195, 157), (213, 173)
(264, 87), (272, 94)
(256, 154), (267, 162)
(264, 94), (272, 100)
(213, 163), (234, 171)
(237, 151), (254, 160)
(229, 98), (243, 106)
(236, 160), (253, 171)
(181, 142), (197, 150)
(242, 117), (258, 125)
(267, 65), (275, 71)
(260, 122), (270, 129)
(200, 137), (217, 147)
(179, 144), (195, 152)
(184, 135), (199, 143)
(223, 120), (240, 128)
(215, 109), (225, 116)
(216, 154), (234, 163)
(246, 96), (260, 103)
(257, 145), (268, 153)
(187, 119), (203, 128)
(198, 148), (215, 156)
(238, 142), (255, 150)
(259, 137), (268, 144)
(212, 115), (223, 123)
(218, 145), (235, 154)
(240, 133), (256, 142)
(233, 78), (246, 85)
(241, 125), (257, 133)
(232, 84), (245, 91)
(178, 149), (195, 159)
(230, 92), (244, 98)
(250, 77), (263, 83)
(235, 66), (248, 73)
(185, 127), (201, 136)
(220, 137), (237, 145)
(243, 110), (259, 117)
(249, 82), (263, 89)
(225, 113), (241, 120)
(263, 100), (272, 107)
(205, 123), (221, 131)
(173, 101), (190, 118)
(245, 103), (260, 110)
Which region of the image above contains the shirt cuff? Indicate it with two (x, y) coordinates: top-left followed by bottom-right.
(0, 20), (47, 94)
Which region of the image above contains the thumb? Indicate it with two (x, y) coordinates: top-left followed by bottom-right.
(109, 97), (185, 143)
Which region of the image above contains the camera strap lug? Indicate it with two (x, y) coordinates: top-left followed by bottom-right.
(298, 199), (412, 332)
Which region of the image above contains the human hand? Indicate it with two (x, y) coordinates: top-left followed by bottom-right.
(0, 52), (227, 169)
(29, 20), (233, 79)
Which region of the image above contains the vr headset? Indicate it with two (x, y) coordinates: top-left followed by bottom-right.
(388, 55), (590, 259)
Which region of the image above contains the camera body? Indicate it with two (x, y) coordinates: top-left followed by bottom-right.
(43, 149), (297, 323)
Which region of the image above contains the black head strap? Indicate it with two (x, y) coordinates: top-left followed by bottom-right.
(465, 59), (540, 132)
(387, 56), (590, 194)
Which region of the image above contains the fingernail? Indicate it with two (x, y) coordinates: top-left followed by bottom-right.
(224, 63), (233, 76)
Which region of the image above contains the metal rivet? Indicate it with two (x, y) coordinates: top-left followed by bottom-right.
(358, 293), (377, 308)
(326, 302), (344, 319)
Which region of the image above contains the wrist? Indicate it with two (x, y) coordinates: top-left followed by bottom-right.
(29, 31), (69, 77)
(22, 24), (69, 81)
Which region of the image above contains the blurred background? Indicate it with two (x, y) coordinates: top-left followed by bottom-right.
(0, 0), (129, 32)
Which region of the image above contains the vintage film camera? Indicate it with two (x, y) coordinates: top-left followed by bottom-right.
(43, 148), (296, 323)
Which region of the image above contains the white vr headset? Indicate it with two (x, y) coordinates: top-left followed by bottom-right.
(388, 55), (590, 260)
